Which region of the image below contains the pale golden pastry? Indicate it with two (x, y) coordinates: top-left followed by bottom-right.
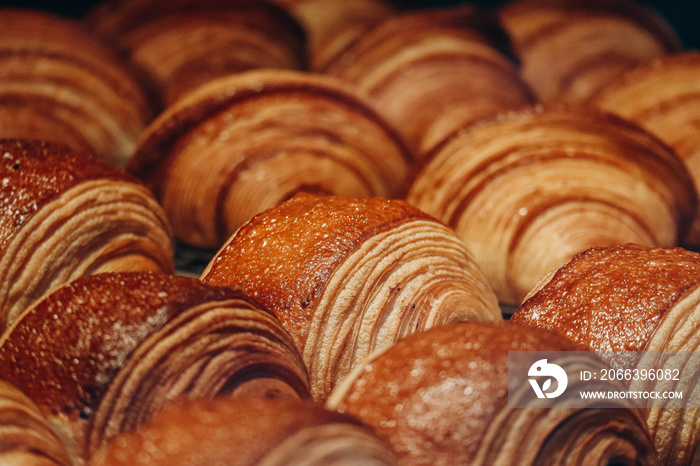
(407, 105), (697, 305)
(85, 0), (306, 106)
(0, 139), (173, 332)
(327, 321), (658, 466)
(324, 5), (534, 156)
(91, 397), (398, 466)
(590, 51), (700, 246)
(0, 8), (153, 168)
(0, 272), (310, 465)
(201, 193), (501, 401)
(512, 243), (700, 465)
(128, 69), (411, 250)
(499, 0), (681, 103)
(0, 380), (71, 466)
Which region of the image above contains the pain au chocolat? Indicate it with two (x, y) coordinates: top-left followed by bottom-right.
(128, 69), (411, 250)
(326, 321), (658, 466)
(0, 8), (153, 169)
(84, 0), (306, 108)
(590, 51), (700, 247)
(0, 139), (173, 332)
(91, 396), (398, 466)
(407, 104), (697, 306)
(323, 5), (534, 157)
(511, 243), (700, 465)
(201, 193), (501, 401)
(0, 379), (71, 466)
(498, 0), (682, 103)
(0, 272), (310, 465)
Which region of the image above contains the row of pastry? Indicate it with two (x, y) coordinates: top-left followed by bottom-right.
(0, 0), (698, 464)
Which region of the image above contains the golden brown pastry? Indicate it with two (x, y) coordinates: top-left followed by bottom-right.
(0, 8), (153, 168)
(0, 380), (71, 466)
(0, 271), (310, 465)
(201, 193), (501, 401)
(91, 396), (398, 466)
(498, 0), (682, 103)
(323, 5), (534, 156)
(0, 139), (173, 332)
(326, 321), (658, 465)
(407, 104), (697, 305)
(128, 69), (411, 250)
(511, 243), (700, 465)
(590, 51), (700, 246)
(85, 0), (306, 107)
(272, 0), (397, 72)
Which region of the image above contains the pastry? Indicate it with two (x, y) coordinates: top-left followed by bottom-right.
(590, 51), (700, 246)
(323, 5), (534, 156)
(201, 193), (502, 401)
(127, 69), (411, 250)
(498, 0), (682, 103)
(272, 0), (396, 71)
(511, 243), (700, 465)
(85, 0), (306, 107)
(407, 104), (697, 305)
(0, 271), (310, 464)
(91, 396), (398, 465)
(0, 8), (153, 168)
(0, 379), (71, 466)
(0, 139), (173, 331)
(326, 321), (658, 465)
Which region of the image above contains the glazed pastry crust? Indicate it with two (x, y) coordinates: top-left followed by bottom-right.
(512, 243), (700, 352)
(203, 193), (435, 342)
(327, 322), (658, 466)
(0, 139), (174, 329)
(0, 272), (310, 463)
(202, 193), (501, 400)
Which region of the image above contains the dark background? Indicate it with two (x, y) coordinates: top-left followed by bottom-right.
(1, 0), (699, 49)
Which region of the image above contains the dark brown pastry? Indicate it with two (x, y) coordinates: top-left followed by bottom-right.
(0, 272), (310, 464)
(590, 51), (700, 246)
(512, 243), (700, 465)
(91, 396), (398, 466)
(0, 8), (153, 168)
(0, 379), (71, 466)
(85, 0), (307, 107)
(499, 0), (682, 103)
(407, 104), (697, 306)
(326, 321), (658, 465)
(323, 5), (534, 156)
(128, 69), (412, 250)
(0, 139), (173, 332)
(202, 193), (502, 401)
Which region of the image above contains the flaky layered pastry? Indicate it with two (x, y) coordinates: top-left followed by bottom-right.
(0, 380), (71, 466)
(323, 5), (534, 156)
(590, 51), (700, 246)
(327, 322), (658, 466)
(271, 0), (396, 71)
(0, 272), (310, 465)
(84, 0), (306, 107)
(91, 396), (397, 466)
(407, 105), (697, 305)
(128, 69), (411, 250)
(0, 139), (173, 331)
(202, 193), (501, 401)
(499, 0), (681, 103)
(512, 243), (700, 465)
(0, 9), (153, 168)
